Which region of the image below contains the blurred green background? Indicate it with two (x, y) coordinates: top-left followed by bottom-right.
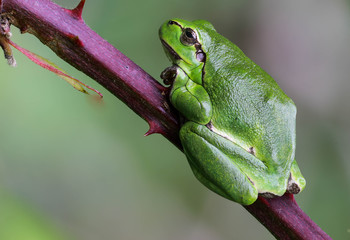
(1, 0), (350, 239)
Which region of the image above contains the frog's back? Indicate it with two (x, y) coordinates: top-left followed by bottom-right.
(200, 29), (296, 174)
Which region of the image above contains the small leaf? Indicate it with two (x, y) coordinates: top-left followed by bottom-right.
(8, 40), (103, 98)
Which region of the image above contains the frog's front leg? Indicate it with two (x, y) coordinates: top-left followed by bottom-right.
(180, 122), (259, 205)
(161, 66), (212, 124)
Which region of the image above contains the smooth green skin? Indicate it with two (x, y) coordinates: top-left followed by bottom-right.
(159, 19), (306, 205)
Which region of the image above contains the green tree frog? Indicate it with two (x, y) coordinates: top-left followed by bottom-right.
(159, 19), (306, 205)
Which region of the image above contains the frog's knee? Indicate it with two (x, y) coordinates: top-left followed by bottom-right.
(179, 121), (206, 139)
(224, 178), (258, 205)
(179, 122), (259, 205)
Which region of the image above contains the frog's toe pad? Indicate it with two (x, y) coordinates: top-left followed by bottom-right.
(160, 65), (178, 85)
(286, 179), (301, 194)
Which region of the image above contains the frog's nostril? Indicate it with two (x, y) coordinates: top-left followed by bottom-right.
(167, 20), (182, 28)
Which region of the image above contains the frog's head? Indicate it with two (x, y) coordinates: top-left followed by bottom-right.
(159, 18), (216, 85)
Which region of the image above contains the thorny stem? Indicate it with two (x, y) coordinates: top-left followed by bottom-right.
(2, 0), (181, 147)
(1, 0), (332, 239)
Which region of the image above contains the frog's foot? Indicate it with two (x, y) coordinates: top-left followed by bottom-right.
(160, 65), (178, 85)
(180, 121), (258, 205)
(286, 159), (306, 194)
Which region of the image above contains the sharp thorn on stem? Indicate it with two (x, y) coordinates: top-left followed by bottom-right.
(66, 0), (86, 21)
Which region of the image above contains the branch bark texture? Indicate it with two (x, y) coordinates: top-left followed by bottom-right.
(3, 0), (181, 147)
(2, 0), (332, 239)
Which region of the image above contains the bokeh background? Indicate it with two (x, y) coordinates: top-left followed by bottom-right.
(1, 0), (350, 239)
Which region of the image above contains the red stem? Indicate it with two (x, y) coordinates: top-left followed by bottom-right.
(3, 0), (181, 147)
(245, 194), (331, 239)
(2, 0), (332, 239)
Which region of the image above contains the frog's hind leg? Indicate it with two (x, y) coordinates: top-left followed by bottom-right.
(287, 159), (306, 194)
(180, 121), (258, 205)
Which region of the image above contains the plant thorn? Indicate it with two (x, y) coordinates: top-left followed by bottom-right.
(67, 33), (84, 47)
(144, 120), (163, 136)
(66, 0), (86, 21)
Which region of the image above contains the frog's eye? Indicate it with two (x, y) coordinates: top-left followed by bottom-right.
(180, 28), (197, 46)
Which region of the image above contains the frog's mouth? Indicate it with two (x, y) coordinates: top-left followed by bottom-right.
(160, 39), (183, 86)
(161, 39), (181, 61)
